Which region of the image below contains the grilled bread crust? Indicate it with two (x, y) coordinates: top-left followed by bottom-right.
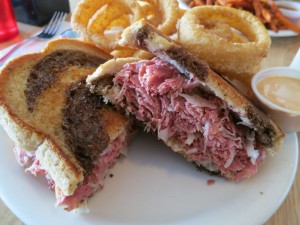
(0, 39), (131, 196)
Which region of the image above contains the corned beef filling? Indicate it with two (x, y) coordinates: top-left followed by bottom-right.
(13, 132), (126, 211)
(113, 57), (265, 181)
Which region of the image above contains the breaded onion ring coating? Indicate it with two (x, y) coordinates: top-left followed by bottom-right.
(71, 0), (180, 58)
(147, 0), (179, 35)
(72, 0), (143, 51)
(179, 6), (271, 79)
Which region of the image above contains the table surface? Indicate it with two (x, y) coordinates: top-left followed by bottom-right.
(0, 21), (299, 225)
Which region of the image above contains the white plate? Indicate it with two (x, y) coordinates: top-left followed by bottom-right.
(0, 126), (298, 225)
(269, 29), (298, 37)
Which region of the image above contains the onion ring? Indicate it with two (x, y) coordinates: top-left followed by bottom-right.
(139, 0), (179, 35)
(72, 0), (143, 51)
(178, 6), (271, 79)
(71, 0), (180, 58)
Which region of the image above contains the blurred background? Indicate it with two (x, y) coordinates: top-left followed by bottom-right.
(9, 0), (300, 27)
(12, 0), (70, 26)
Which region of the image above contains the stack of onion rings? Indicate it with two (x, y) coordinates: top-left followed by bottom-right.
(178, 6), (271, 80)
(71, 0), (180, 58)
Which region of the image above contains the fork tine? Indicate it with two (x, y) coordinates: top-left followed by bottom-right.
(1, 11), (66, 64)
(45, 11), (60, 34)
(46, 11), (62, 35)
(43, 11), (60, 35)
(50, 12), (67, 35)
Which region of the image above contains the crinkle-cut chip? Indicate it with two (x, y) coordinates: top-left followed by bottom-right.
(111, 48), (137, 58)
(111, 48), (152, 59)
(132, 49), (153, 59)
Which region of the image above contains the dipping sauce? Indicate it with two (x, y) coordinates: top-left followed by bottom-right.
(256, 75), (300, 112)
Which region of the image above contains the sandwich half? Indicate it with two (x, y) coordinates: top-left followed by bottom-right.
(87, 20), (285, 181)
(0, 39), (135, 211)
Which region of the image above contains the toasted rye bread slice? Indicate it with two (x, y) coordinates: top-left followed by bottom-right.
(0, 39), (132, 197)
(118, 19), (285, 154)
(88, 19), (284, 156)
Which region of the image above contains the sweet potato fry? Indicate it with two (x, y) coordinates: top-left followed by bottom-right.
(187, 0), (300, 33)
(274, 11), (300, 33)
(269, 1), (300, 34)
(215, 0), (226, 6)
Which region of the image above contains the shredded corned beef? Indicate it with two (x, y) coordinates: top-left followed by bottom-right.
(14, 132), (127, 211)
(14, 147), (55, 189)
(56, 134), (124, 211)
(14, 147), (34, 167)
(114, 57), (266, 181)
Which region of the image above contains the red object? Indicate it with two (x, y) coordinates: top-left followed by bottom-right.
(0, 0), (19, 43)
(207, 179), (215, 186)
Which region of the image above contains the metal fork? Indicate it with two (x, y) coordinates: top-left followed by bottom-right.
(0, 11), (67, 64)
